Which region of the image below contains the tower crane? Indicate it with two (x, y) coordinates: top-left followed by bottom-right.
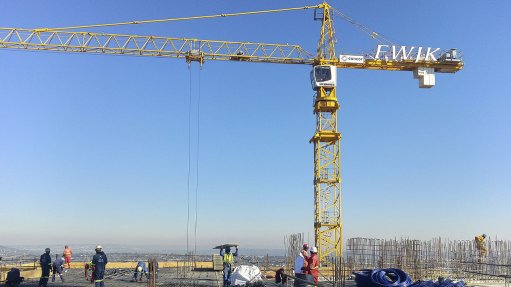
(0, 2), (463, 265)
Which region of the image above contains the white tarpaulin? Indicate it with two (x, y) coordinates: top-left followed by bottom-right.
(230, 265), (263, 286)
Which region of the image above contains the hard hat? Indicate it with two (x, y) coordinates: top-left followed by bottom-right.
(95, 245), (102, 250)
(45, 248), (50, 253)
(311, 246), (318, 253)
(137, 266), (142, 272)
(303, 243), (309, 250)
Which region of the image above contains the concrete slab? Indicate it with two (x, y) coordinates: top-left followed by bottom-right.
(15, 268), (222, 287)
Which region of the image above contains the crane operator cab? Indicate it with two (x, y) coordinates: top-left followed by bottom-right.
(311, 65), (337, 90)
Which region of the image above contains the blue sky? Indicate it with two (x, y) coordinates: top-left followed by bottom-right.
(0, 0), (509, 252)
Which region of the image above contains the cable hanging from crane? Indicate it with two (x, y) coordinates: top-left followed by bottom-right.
(194, 67), (202, 257)
(33, 5), (320, 32)
(185, 63), (202, 257)
(186, 64), (193, 255)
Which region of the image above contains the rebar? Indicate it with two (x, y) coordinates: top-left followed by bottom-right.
(342, 237), (511, 285)
(285, 233), (305, 273)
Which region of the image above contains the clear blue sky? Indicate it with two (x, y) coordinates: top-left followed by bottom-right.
(1, 1), (509, 251)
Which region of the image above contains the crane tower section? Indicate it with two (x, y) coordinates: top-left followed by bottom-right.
(311, 71), (341, 266)
(312, 2), (341, 265)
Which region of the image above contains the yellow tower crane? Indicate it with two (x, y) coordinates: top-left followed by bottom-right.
(0, 2), (463, 265)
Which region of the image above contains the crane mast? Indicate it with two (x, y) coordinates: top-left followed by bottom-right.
(312, 3), (342, 264)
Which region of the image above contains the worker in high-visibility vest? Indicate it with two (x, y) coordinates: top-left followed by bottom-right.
(475, 234), (487, 260)
(220, 246), (238, 286)
(63, 245), (73, 270)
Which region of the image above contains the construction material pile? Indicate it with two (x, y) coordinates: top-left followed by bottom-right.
(354, 269), (465, 287)
(230, 265), (263, 286)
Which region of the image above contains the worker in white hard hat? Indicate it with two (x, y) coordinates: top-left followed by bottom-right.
(132, 261), (148, 282)
(305, 246), (319, 284)
(91, 245), (108, 287)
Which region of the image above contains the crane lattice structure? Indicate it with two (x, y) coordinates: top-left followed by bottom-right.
(0, 2), (463, 265)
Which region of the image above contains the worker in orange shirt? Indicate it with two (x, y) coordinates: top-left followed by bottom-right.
(306, 246), (319, 284)
(63, 245), (73, 270)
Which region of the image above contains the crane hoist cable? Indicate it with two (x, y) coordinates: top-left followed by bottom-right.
(186, 64), (202, 256)
(32, 5), (321, 32)
(186, 63), (193, 255)
(194, 67), (202, 257)
(330, 7), (395, 45)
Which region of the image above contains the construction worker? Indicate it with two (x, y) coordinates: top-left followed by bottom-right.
(92, 245), (108, 287)
(132, 261), (148, 282)
(275, 267), (287, 285)
(63, 245), (73, 270)
(52, 255), (65, 283)
(85, 260), (94, 283)
(475, 234), (488, 260)
(294, 244), (309, 275)
(305, 246), (319, 284)
(38, 248), (52, 287)
(5, 268), (24, 287)
(220, 246), (238, 287)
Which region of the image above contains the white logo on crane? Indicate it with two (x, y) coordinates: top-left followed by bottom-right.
(374, 45), (441, 62)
